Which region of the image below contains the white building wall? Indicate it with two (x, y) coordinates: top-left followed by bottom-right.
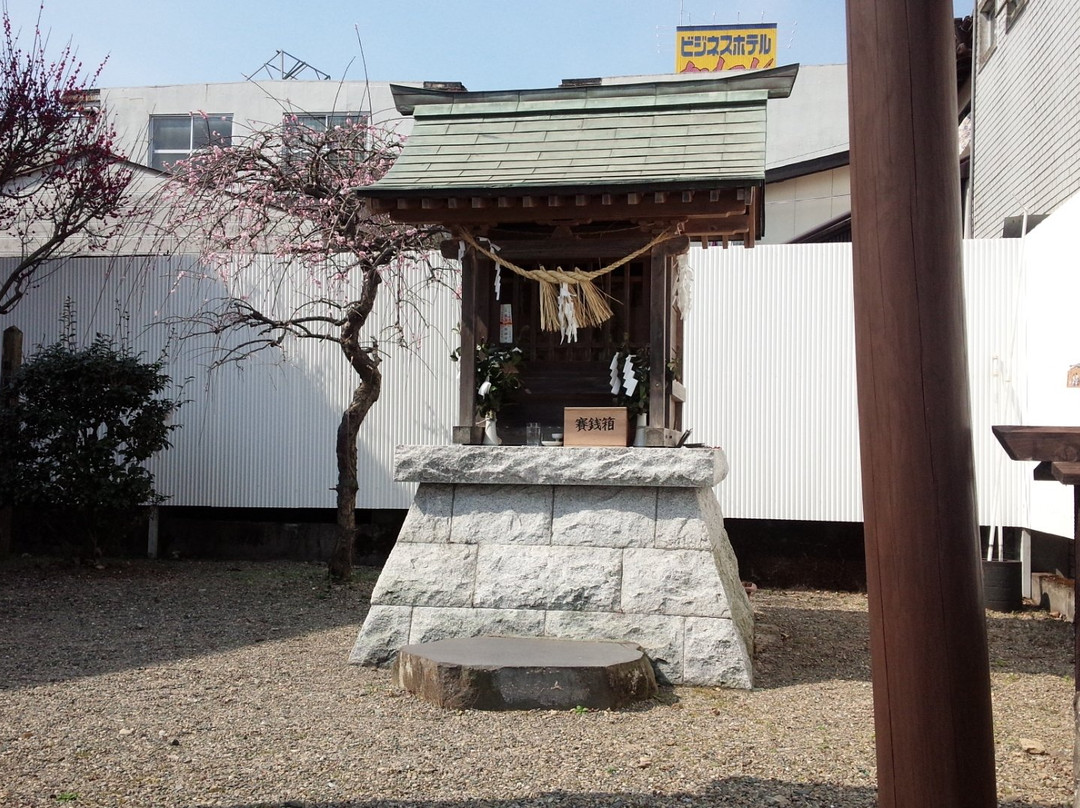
(972, 0), (1080, 237)
(1019, 191), (1080, 537)
(762, 64), (848, 170)
(760, 165), (851, 244)
(0, 81), (417, 259)
(100, 80), (414, 171)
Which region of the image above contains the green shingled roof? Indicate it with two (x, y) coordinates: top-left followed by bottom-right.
(365, 65), (798, 197)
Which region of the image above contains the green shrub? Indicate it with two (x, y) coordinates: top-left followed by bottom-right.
(0, 332), (179, 557)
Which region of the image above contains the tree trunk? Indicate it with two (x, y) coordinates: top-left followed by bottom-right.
(327, 269), (382, 583)
(328, 363), (381, 581)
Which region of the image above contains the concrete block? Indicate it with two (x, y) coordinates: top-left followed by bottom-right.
(349, 604), (412, 666)
(395, 484), (454, 544)
(409, 606), (546, 644)
(474, 544), (622, 611)
(683, 616), (753, 688)
(621, 548), (731, 617)
(551, 486), (656, 548)
(451, 484), (552, 545)
(1031, 572), (1075, 621)
(395, 445), (728, 488)
(370, 542), (477, 607)
(654, 488), (712, 550)
(394, 636), (658, 710)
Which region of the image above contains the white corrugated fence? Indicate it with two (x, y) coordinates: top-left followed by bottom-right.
(2, 227), (1073, 534)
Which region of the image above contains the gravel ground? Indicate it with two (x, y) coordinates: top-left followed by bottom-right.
(0, 559), (1073, 808)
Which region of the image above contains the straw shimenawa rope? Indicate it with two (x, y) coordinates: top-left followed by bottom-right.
(456, 227), (677, 332)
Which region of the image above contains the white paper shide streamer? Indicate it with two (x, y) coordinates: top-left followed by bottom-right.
(609, 351), (640, 398)
(489, 240), (503, 300)
(672, 254), (694, 315)
(557, 283), (578, 343)
(622, 354), (638, 398)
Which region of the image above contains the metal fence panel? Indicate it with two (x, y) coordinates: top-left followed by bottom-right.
(1, 239), (1037, 528)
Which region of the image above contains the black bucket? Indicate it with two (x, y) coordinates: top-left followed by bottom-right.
(982, 559), (1023, 612)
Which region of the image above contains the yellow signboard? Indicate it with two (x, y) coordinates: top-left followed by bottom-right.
(675, 24), (778, 73)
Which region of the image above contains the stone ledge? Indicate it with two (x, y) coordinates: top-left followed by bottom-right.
(395, 445), (727, 487)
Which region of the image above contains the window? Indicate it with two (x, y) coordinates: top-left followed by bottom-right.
(286, 113), (365, 135)
(282, 112), (368, 168)
(1005, 0), (1028, 30)
(978, 0), (997, 65)
(149, 114), (233, 171)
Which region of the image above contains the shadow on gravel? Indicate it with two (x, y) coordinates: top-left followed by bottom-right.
(985, 612), (1073, 678)
(751, 605), (873, 688)
(1, 559), (1071, 697)
(0, 559), (376, 691)
(202, 777), (1060, 808)
(751, 600), (1073, 689)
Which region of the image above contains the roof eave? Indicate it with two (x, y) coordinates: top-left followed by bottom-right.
(360, 177), (764, 201)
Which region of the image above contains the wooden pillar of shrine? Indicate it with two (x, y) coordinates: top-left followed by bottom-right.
(846, 0), (997, 805)
(454, 248), (480, 443)
(647, 249), (670, 436)
(643, 239), (689, 447)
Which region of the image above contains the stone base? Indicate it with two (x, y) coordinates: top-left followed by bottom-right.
(394, 636), (658, 710)
(1032, 572), (1074, 621)
(351, 446), (753, 688)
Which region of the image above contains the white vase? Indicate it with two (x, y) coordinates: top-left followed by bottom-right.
(633, 413), (648, 447)
(483, 416), (501, 445)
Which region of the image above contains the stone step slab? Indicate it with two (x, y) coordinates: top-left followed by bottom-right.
(394, 636), (659, 710)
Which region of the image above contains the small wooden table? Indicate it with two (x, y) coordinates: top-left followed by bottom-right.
(992, 425), (1080, 805)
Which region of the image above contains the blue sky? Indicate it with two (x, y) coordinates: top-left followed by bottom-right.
(8, 0), (975, 90)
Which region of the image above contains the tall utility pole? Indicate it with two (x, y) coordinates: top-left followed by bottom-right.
(845, 2), (997, 806)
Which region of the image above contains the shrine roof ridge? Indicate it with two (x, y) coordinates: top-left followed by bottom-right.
(389, 64), (800, 117)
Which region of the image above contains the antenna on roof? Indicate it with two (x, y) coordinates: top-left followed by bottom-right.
(244, 50), (331, 81)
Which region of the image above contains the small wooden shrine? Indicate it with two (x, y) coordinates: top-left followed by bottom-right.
(363, 66), (797, 445)
(352, 70), (797, 685)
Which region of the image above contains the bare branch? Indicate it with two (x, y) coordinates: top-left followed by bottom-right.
(151, 98), (459, 581)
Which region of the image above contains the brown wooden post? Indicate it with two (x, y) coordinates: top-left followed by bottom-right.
(0, 326), (22, 558)
(1075, 484), (1080, 808)
(456, 248), (479, 438)
(846, 1), (997, 806)
(1059, 476), (1080, 808)
(648, 249), (669, 436)
(1, 326), (21, 395)
(1047, 463), (1080, 808)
